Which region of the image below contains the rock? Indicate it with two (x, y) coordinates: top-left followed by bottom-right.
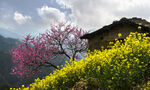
(71, 78), (99, 90)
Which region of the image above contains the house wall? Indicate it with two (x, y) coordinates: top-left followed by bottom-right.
(88, 24), (139, 51)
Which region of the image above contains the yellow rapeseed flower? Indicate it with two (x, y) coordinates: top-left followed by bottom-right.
(138, 26), (142, 30)
(118, 33), (122, 37)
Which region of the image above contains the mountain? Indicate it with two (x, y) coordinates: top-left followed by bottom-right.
(0, 35), (19, 51)
(0, 34), (68, 89)
(0, 34), (21, 89)
(0, 28), (23, 39)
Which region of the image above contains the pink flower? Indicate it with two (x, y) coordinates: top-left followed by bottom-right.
(10, 22), (88, 78)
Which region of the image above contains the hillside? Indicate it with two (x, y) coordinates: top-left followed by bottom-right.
(0, 35), (19, 51)
(0, 34), (20, 88)
(17, 32), (150, 90)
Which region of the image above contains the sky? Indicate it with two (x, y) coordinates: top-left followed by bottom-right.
(1, 0), (150, 39)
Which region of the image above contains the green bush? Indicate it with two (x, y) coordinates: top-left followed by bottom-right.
(11, 32), (150, 90)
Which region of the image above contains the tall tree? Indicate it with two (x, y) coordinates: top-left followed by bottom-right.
(10, 22), (88, 78)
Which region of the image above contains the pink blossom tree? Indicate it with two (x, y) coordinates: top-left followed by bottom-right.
(10, 22), (88, 78)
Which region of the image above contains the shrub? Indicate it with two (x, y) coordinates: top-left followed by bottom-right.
(12, 32), (150, 90)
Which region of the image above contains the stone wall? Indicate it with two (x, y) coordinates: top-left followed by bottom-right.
(88, 24), (138, 51)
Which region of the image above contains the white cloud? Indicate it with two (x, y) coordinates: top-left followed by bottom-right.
(2, 0), (150, 38)
(14, 11), (32, 25)
(0, 5), (67, 37)
(0, 7), (15, 30)
(56, 0), (150, 30)
(37, 6), (66, 25)
(56, 0), (72, 8)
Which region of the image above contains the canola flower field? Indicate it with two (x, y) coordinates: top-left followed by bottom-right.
(11, 32), (150, 90)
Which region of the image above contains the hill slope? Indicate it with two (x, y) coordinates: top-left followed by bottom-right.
(18, 32), (150, 90)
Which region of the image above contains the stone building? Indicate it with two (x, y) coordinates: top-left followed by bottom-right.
(81, 17), (150, 51)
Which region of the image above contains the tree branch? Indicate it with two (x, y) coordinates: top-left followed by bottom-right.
(45, 62), (59, 69)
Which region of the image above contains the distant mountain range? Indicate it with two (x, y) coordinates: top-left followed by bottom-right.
(0, 28), (23, 39)
(0, 35), (19, 51)
(0, 33), (69, 89)
(0, 34), (20, 89)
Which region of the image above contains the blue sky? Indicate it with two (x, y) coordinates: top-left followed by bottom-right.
(1, 0), (150, 39)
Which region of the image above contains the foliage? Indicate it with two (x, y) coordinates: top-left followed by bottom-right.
(10, 22), (88, 78)
(12, 32), (150, 89)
